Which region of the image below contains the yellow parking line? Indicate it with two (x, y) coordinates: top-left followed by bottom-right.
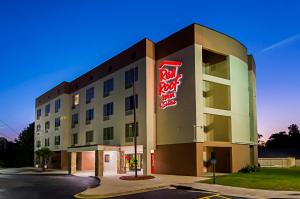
(199, 193), (231, 199)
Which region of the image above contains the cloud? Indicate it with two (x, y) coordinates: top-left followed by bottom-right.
(260, 33), (300, 53)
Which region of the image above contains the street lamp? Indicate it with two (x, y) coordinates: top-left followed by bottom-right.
(132, 67), (138, 178)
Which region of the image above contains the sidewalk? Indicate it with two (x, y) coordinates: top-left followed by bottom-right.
(180, 182), (300, 199)
(75, 174), (208, 198)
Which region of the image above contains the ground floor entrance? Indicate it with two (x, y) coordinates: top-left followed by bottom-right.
(67, 144), (149, 176)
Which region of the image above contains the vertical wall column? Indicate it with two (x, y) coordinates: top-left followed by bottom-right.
(95, 150), (104, 177)
(117, 151), (125, 174)
(143, 148), (152, 175)
(61, 150), (69, 170)
(68, 152), (76, 175)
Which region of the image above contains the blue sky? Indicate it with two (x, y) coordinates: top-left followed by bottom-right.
(0, 0), (299, 140)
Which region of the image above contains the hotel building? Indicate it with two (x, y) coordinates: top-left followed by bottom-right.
(34, 23), (257, 176)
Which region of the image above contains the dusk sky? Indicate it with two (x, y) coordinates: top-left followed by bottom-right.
(0, 0), (299, 141)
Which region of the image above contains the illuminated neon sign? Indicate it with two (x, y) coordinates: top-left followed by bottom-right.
(158, 60), (183, 109)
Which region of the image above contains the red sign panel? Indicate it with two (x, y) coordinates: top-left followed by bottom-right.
(158, 60), (183, 109)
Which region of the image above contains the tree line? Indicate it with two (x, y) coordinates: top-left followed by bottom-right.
(0, 122), (34, 167)
(259, 124), (300, 148)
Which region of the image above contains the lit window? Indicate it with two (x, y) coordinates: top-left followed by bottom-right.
(72, 94), (80, 107)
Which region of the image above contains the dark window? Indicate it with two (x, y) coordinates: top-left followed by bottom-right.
(71, 113), (79, 128)
(36, 124), (41, 132)
(72, 134), (78, 145)
(86, 109), (94, 124)
(103, 102), (113, 119)
(105, 154), (110, 162)
(45, 104), (50, 116)
(86, 131), (94, 143)
(125, 67), (138, 89)
(55, 117), (60, 128)
(86, 87), (94, 104)
(55, 136), (60, 145)
(45, 121), (50, 131)
(45, 138), (50, 147)
(37, 109), (41, 120)
(125, 122), (139, 138)
(103, 127), (114, 140)
(125, 95), (138, 112)
(55, 99), (61, 113)
(36, 140), (41, 148)
(103, 78), (114, 97)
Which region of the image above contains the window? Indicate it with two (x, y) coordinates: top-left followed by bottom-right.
(71, 113), (79, 128)
(105, 154), (110, 163)
(103, 78), (114, 97)
(54, 99), (61, 113)
(86, 87), (94, 104)
(36, 124), (41, 132)
(45, 138), (50, 147)
(86, 131), (94, 143)
(45, 121), (50, 132)
(37, 109), (41, 120)
(36, 140), (41, 148)
(72, 94), (80, 108)
(86, 109), (94, 124)
(125, 67), (138, 89)
(72, 134), (78, 145)
(45, 104), (50, 116)
(103, 102), (113, 120)
(125, 95), (138, 114)
(55, 117), (60, 128)
(54, 136), (60, 145)
(125, 122), (139, 142)
(103, 127), (114, 140)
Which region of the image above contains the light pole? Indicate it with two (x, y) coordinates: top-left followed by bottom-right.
(193, 124), (203, 142)
(132, 67), (138, 177)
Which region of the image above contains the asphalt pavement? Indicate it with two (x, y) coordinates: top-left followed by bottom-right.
(0, 174), (99, 199)
(112, 188), (249, 199)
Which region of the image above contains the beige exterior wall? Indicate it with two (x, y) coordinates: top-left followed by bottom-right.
(34, 93), (71, 152)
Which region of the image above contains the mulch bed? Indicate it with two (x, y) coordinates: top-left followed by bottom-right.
(119, 175), (155, 180)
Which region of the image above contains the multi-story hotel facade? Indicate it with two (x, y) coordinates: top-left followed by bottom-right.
(35, 23), (257, 176)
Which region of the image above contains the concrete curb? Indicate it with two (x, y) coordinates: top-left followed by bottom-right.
(74, 185), (169, 199)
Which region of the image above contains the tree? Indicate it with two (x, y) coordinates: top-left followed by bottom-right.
(15, 122), (34, 166)
(265, 124), (300, 148)
(35, 147), (54, 171)
(258, 133), (265, 148)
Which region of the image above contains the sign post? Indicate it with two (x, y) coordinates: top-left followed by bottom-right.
(211, 151), (216, 184)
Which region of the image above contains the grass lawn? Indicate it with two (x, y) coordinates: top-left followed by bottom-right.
(201, 167), (300, 191)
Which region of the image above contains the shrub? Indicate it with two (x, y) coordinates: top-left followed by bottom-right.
(239, 164), (260, 173)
